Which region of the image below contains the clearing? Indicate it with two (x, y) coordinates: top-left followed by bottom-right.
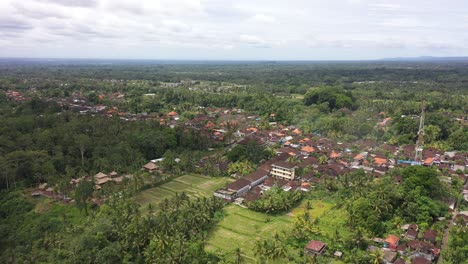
(134, 174), (233, 208)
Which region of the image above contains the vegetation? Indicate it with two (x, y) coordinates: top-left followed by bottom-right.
(248, 187), (303, 213)
(1, 61), (467, 263)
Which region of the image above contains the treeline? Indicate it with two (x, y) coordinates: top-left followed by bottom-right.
(0, 100), (211, 190)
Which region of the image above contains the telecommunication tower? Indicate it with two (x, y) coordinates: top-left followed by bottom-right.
(414, 101), (426, 164)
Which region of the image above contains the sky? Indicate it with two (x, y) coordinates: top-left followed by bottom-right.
(0, 0), (467, 60)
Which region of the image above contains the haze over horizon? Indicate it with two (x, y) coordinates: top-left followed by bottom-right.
(1, 0), (467, 60)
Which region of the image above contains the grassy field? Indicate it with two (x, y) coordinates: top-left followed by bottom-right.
(206, 199), (344, 263)
(134, 174), (233, 208)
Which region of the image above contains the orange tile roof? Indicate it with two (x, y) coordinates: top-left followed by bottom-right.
(330, 151), (340, 158)
(354, 154), (364, 160)
(301, 146), (315, 153)
(374, 157), (387, 165)
(292, 128), (302, 135)
(168, 111), (178, 116)
(424, 157), (433, 165)
(384, 235), (399, 245)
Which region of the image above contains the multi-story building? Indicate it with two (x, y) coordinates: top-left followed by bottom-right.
(270, 161), (297, 180)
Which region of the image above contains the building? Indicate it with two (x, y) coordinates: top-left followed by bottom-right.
(422, 229), (437, 244)
(94, 172), (111, 185)
(143, 162), (159, 172)
(226, 178), (251, 196)
(383, 235), (399, 250)
(270, 161), (297, 180)
(244, 169), (269, 187)
(304, 240), (326, 256)
(411, 256), (431, 264)
(405, 224), (419, 240)
(214, 189), (237, 200)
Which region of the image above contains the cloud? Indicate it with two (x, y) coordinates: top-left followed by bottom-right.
(368, 3), (401, 10)
(37, 0), (97, 8)
(0, 17), (33, 31)
(380, 17), (425, 28)
(251, 14), (276, 23)
(239, 34), (270, 48)
(162, 19), (192, 33)
(0, 0), (467, 59)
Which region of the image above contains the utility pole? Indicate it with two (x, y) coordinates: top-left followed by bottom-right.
(414, 101), (425, 165)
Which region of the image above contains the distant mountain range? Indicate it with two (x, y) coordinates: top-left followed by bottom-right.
(380, 56), (468, 62)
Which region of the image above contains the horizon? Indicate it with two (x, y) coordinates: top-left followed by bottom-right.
(2, 55), (468, 63)
(1, 0), (467, 60)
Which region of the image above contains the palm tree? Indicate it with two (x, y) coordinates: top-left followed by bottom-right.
(369, 249), (384, 264)
(318, 155), (328, 165)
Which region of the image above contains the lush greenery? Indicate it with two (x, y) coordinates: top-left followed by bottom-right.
(0, 190), (225, 263)
(1, 60), (467, 263)
(440, 223), (468, 264)
(248, 187), (303, 213)
(0, 109), (210, 190)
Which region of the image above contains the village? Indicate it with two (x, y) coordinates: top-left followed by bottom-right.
(9, 83), (468, 264)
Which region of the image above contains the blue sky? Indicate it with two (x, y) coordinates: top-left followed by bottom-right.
(0, 0), (467, 60)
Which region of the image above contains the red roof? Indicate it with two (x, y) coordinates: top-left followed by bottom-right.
(423, 229), (437, 239)
(292, 128), (302, 135)
(385, 235), (399, 245)
(305, 240), (326, 252)
(205, 121), (215, 129)
(423, 157), (433, 165)
(354, 154), (364, 160)
(168, 111), (178, 116)
(374, 157), (387, 165)
(301, 145), (315, 153)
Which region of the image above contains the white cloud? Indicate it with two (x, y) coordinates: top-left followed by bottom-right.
(239, 34), (269, 47)
(0, 0), (467, 59)
(251, 14), (276, 23)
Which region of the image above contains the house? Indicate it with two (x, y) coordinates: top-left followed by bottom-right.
(292, 128), (302, 135)
(242, 186), (263, 202)
(244, 169), (269, 188)
(383, 250), (398, 264)
(422, 229), (437, 244)
(405, 224), (419, 240)
(304, 240), (326, 256)
(95, 172), (111, 185)
(301, 145), (315, 155)
(167, 111), (179, 120)
(261, 177), (288, 191)
(270, 161), (297, 180)
(394, 258), (406, 264)
(405, 228), (418, 240)
(299, 182), (312, 192)
(383, 234), (399, 250)
(214, 189), (237, 201)
(143, 162), (159, 172)
(411, 256), (431, 264)
(408, 240), (435, 258)
(227, 178), (251, 196)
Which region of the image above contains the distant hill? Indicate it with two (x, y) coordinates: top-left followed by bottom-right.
(380, 56), (468, 62)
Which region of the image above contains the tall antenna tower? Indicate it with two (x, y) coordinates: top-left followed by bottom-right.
(414, 101), (425, 164)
